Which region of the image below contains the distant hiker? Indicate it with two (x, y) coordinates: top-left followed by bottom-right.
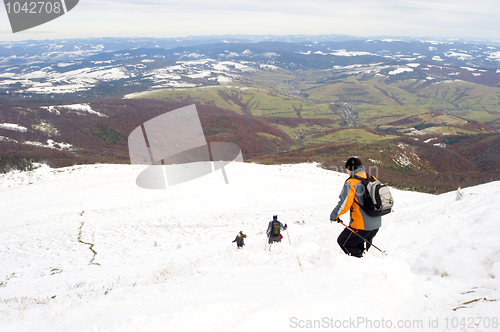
(267, 215), (287, 244)
(330, 157), (381, 258)
(232, 231), (247, 249)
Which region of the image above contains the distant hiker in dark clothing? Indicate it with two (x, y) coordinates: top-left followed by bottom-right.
(266, 215), (287, 244)
(232, 231), (247, 248)
(330, 157), (381, 258)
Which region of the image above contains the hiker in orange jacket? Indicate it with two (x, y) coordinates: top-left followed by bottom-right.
(330, 157), (381, 257)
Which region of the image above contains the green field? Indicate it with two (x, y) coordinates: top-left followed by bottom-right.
(313, 129), (393, 144)
(134, 85), (341, 119)
(132, 67), (500, 146)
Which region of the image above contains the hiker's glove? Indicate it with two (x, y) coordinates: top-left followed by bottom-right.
(285, 224), (288, 227)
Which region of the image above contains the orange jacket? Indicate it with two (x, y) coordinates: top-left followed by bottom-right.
(330, 169), (382, 230)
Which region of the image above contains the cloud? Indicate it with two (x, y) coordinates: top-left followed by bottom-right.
(1, 0), (498, 40)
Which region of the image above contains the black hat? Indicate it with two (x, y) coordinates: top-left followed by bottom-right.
(345, 157), (362, 171)
(273, 215), (278, 221)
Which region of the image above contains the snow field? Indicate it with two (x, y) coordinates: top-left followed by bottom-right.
(1, 163), (499, 331)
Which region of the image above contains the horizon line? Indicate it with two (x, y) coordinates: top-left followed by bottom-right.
(1, 33), (499, 44)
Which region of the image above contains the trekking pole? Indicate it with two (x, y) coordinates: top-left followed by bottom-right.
(338, 219), (386, 255)
(286, 229), (291, 245)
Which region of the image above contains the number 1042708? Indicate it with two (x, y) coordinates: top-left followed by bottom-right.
(5, 1), (63, 14)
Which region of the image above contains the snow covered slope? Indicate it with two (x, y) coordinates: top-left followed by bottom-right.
(1, 163), (499, 332)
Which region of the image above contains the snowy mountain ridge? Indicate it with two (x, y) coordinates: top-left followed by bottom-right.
(2, 37), (500, 98)
(1, 162), (499, 331)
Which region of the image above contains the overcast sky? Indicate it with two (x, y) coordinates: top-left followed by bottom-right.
(0, 0), (499, 41)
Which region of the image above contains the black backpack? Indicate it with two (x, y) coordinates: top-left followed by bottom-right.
(352, 175), (394, 217)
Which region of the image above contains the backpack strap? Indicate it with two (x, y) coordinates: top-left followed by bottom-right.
(351, 174), (373, 182)
(349, 174), (373, 208)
